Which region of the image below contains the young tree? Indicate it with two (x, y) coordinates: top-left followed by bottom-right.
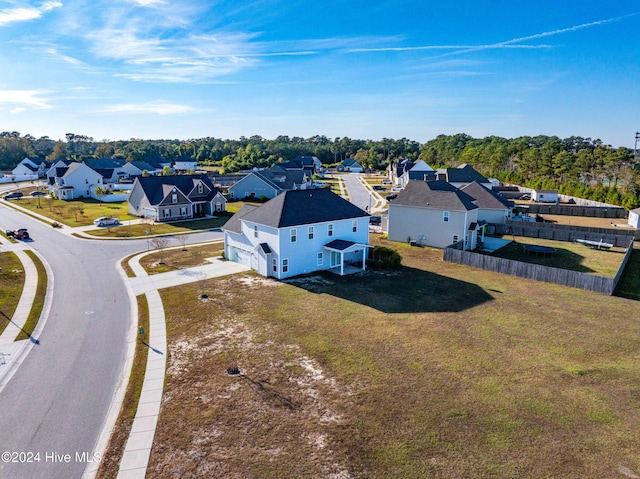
(150, 237), (170, 264)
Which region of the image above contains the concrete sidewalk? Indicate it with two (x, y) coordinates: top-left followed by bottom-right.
(114, 252), (248, 479)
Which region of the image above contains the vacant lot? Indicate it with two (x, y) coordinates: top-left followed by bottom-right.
(147, 239), (640, 479)
(487, 235), (627, 277)
(86, 217), (228, 238)
(139, 243), (224, 274)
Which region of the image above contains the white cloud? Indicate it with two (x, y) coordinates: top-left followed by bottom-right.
(98, 101), (195, 115)
(0, 1), (62, 26)
(130, 0), (166, 6)
(0, 90), (53, 109)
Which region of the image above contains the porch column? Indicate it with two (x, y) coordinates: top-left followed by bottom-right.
(340, 251), (344, 276)
(362, 248), (367, 271)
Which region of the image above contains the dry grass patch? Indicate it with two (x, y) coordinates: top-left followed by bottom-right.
(149, 239), (640, 478)
(139, 243), (224, 275)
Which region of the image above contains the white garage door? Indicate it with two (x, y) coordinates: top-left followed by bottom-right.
(235, 249), (252, 267)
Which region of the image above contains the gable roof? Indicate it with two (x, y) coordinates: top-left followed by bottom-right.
(134, 174), (219, 205)
(129, 161), (155, 172)
(232, 188), (368, 228)
(341, 158), (362, 168)
(222, 204), (260, 233)
(440, 164), (490, 184)
(392, 180), (478, 211)
(85, 158), (125, 169)
(459, 181), (513, 210)
(248, 166), (306, 191)
(93, 168), (116, 179)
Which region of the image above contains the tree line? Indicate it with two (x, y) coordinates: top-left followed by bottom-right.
(1, 131), (638, 209)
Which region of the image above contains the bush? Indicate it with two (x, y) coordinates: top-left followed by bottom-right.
(369, 245), (402, 269)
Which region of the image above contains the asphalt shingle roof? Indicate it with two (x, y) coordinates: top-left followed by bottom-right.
(459, 181), (513, 210)
(233, 188), (368, 228)
(392, 180), (478, 211)
(135, 174), (219, 206)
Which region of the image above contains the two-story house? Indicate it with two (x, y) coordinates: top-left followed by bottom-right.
(127, 174), (226, 221)
(223, 188), (371, 279)
(227, 165), (308, 200)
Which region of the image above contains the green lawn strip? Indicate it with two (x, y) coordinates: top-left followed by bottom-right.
(96, 294), (150, 479)
(0, 252), (25, 336)
(147, 239), (640, 478)
(486, 235), (626, 277)
(14, 197), (136, 227)
(14, 250), (47, 341)
(84, 217), (230, 238)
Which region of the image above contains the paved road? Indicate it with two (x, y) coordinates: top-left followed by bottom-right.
(341, 173), (375, 212)
(0, 202), (222, 478)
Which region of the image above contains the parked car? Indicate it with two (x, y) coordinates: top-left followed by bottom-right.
(386, 194), (398, 201)
(3, 191), (23, 200)
(373, 185), (386, 191)
(93, 217), (121, 227)
(391, 186), (402, 191)
(6, 228), (29, 240)
(381, 179), (391, 185)
(30, 191), (48, 197)
(369, 215), (382, 225)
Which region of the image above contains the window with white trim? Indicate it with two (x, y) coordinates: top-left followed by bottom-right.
(308, 226), (314, 240)
(328, 223), (333, 237)
(273, 258), (277, 272)
(317, 252), (323, 266)
(443, 211), (450, 222)
(197, 183), (203, 194)
(290, 228), (297, 242)
(254, 225), (258, 238)
(453, 235), (459, 243)
(163, 209), (170, 218)
(352, 220), (357, 232)
(180, 207), (187, 216)
(282, 258), (288, 273)
(172, 193), (178, 204)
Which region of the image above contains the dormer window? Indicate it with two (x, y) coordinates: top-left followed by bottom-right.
(172, 193), (178, 203)
(197, 183), (203, 194)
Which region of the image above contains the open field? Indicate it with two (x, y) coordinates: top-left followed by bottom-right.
(486, 235), (627, 277)
(10, 196), (135, 227)
(0, 252), (25, 336)
(146, 238), (640, 479)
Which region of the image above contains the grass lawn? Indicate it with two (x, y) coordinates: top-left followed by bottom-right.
(0, 252), (25, 336)
(486, 235), (627, 277)
(146, 238), (640, 479)
(13, 196), (136, 227)
(615, 246), (640, 300)
(96, 295), (150, 479)
(15, 250), (47, 341)
(138, 243), (224, 274)
(85, 217), (229, 238)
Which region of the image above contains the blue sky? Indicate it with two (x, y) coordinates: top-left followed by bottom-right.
(0, 1), (638, 147)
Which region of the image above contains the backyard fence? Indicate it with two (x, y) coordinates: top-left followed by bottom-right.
(494, 222), (639, 246)
(526, 204), (627, 218)
(443, 239), (635, 296)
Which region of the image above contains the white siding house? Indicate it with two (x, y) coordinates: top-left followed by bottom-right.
(223, 188), (371, 279)
(532, 189), (558, 203)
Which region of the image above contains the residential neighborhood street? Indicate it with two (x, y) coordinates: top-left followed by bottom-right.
(0, 200), (223, 479)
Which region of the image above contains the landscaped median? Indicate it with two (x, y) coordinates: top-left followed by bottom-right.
(122, 238), (640, 478)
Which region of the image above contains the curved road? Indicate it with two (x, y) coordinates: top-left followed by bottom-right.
(0, 202), (222, 478)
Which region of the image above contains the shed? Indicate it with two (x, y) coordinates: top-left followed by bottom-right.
(629, 207), (640, 229)
(531, 189), (558, 203)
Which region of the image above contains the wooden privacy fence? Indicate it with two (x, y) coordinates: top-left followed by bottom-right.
(443, 240), (635, 296)
(494, 222), (639, 246)
(526, 204), (627, 218)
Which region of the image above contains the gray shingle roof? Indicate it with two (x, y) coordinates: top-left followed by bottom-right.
(134, 174), (220, 206)
(232, 188), (368, 228)
(392, 180), (478, 211)
(441, 164), (489, 184)
(222, 204), (259, 233)
(459, 181), (513, 210)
